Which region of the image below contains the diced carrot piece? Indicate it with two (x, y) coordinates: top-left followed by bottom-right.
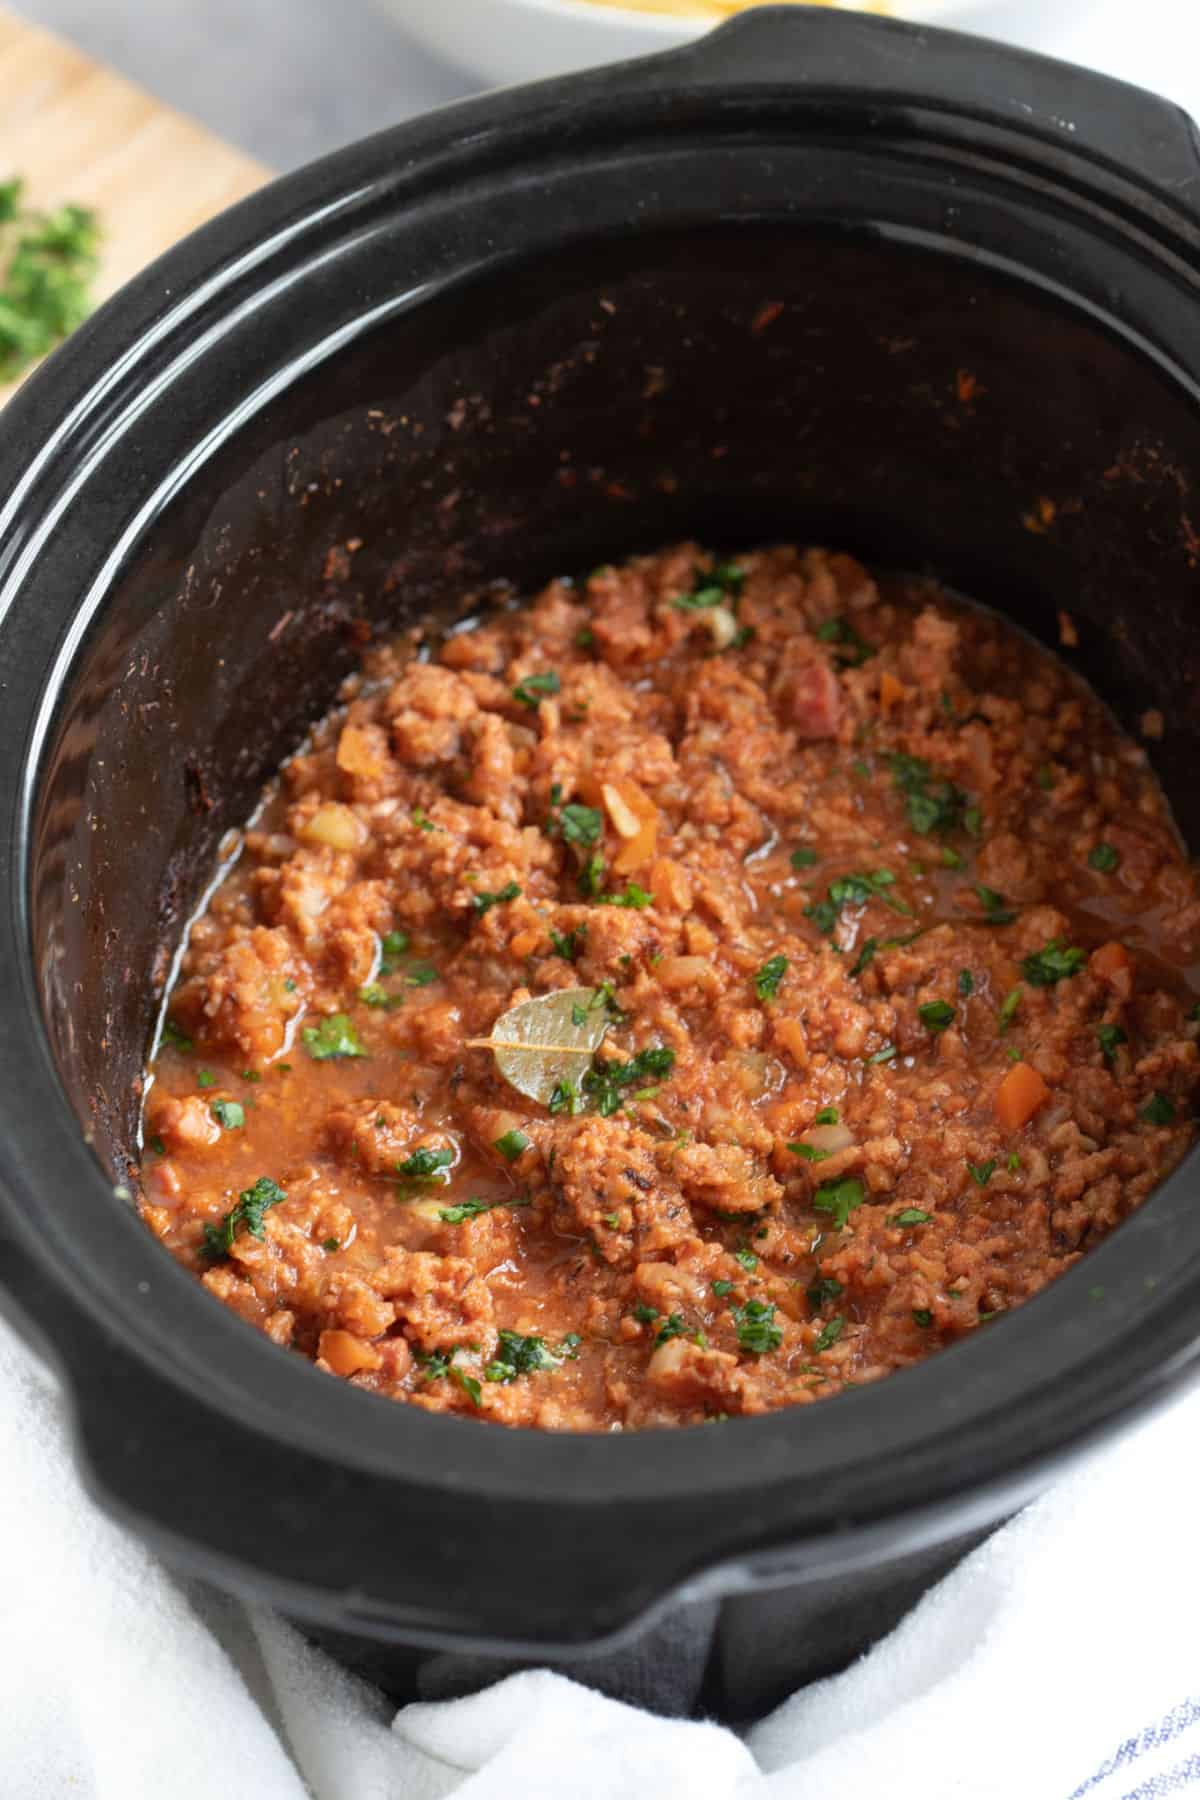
(509, 927), (542, 960)
(318, 1329), (383, 1377)
(995, 1061), (1050, 1131)
(879, 670), (907, 714)
(773, 1016), (809, 1068)
(649, 856), (693, 912)
(1090, 940), (1133, 1000)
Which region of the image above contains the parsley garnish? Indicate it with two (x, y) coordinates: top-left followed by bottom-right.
(958, 969), (975, 997)
(813, 1176), (865, 1230)
(789, 1142), (831, 1163)
(867, 1043), (898, 1064)
(633, 1303), (659, 1323)
(578, 853), (605, 898)
(210, 1100), (245, 1131)
(912, 1308), (933, 1327)
(1089, 842), (1121, 873)
(918, 999), (955, 1034)
(360, 984), (403, 1010)
(851, 937), (878, 977)
(1140, 1091), (1176, 1125)
(755, 954), (788, 1001)
(598, 882), (653, 910)
(974, 883), (1017, 927)
(891, 1207), (931, 1226)
(812, 1314), (845, 1353)
(197, 1070), (216, 1089)
(806, 1275), (843, 1311)
(494, 1129), (531, 1163)
(160, 1018), (193, 1054)
(790, 846), (818, 869)
(439, 1194), (529, 1224)
(322, 1237), (340, 1252)
(655, 1313), (686, 1347)
(302, 1013), (367, 1059)
(472, 880), (522, 916)
(583, 1045), (675, 1117)
(557, 803), (603, 847)
(485, 1329), (576, 1382)
(406, 963), (439, 987)
(967, 1159), (996, 1187)
(381, 929), (410, 960)
(816, 616), (873, 666)
(512, 670), (561, 707)
(733, 1299), (782, 1355)
(411, 808), (436, 832)
(548, 1079), (580, 1115)
(886, 752), (973, 838)
(806, 869), (911, 937)
(201, 1175), (286, 1259)
(1021, 940), (1085, 986)
(1097, 1022), (1127, 1065)
(998, 986), (1023, 1032)
(712, 1279), (735, 1297)
(674, 562), (745, 610)
(734, 1248), (759, 1273)
(396, 1146), (454, 1181)
(550, 926), (584, 961)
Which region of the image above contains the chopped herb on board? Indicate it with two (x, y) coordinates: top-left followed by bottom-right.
(201, 1176), (286, 1259)
(302, 1013), (367, 1060)
(0, 180), (101, 382)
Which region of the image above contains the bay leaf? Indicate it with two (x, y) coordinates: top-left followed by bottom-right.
(468, 987), (610, 1107)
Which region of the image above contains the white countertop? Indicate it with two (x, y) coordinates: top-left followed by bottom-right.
(7, 0), (1200, 172)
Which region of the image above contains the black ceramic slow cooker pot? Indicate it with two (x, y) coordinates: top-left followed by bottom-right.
(2, 6), (1200, 1724)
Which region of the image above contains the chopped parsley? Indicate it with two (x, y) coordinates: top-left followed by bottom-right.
(974, 883), (1018, 927)
(1097, 1022), (1127, 1065)
(712, 1279), (735, 1297)
(806, 1275), (843, 1311)
(381, 929), (410, 960)
(851, 937), (878, 978)
(674, 561), (745, 610)
(732, 1298), (782, 1355)
(486, 1329), (577, 1382)
(322, 1237), (340, 1252)
(550, 926), (584, 961)
(302, 1013), (367, 1060)
(196, 1070), (216, 1089)
(494, 1129), (531, 1163)
(998, 986), (1023, 1032)
(816, 616), (873, 666)
(867, 1043), (898, 1065)
(967, 1159), (996, 1187)
(815, 1106), (839, 1125)
(405, 963), (439, 988)
(941, 846), (964, 870)
(582, 1044), (675, 1117)
(396, 1146), (454, 1181)
(1089, 842), (1121, 873)
(0, 182), (101, 383)
(360, 984), (403, 1010)
(210, 1100), (245, 1131)
(578, 853), (606, 898)
(598, 882), (653, 910)
(439, 1194), (530, 1224)
(918, 999), (955, 1034)
(633, 1302), (659, 1324)
(411, 808), (436, 832)
(806, 869), (910, 937)
(891, 1207), (931, 1227)
(789, 1142), (831, 1163)
(201, 1175), (286, 1259)
(548, 1078), (580, 1116)
(1007, 1152), (1022, 1173)
(147, 1135), (166, 1157)
(755, 954), (788, 1001)
(734, 1248), (759, 1273)
(912, 1308), (933, 1327)
(812, 1314), (845, 1353)
(472, 880), (522, 916)
(812, 1176), (865, 1231)
(791, 846), (818, 869)
(512, 670), (561, 707)
(655, 1312), (686, 1346)
(886, 752), (973, 838)
(557, 803), (603, 847)
(1021, 940), (1085, 986)
(160, 1018), (193, 1054)
(1140, 1091), (1176, 1125)
(958, 969), (975, 997)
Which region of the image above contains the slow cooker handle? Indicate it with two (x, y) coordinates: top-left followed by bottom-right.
(638, 6), (1200, 209)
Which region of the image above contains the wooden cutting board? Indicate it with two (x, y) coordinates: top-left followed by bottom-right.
(0, 4), (266, 403)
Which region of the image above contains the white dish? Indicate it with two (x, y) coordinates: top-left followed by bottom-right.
(376, 0), (1024, 89)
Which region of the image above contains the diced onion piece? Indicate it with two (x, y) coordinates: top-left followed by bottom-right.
(649, 857), (692, 912)
(602, 783), (642, 839)
(705, 605), (739, 650)
(607, 779), (658, 874)
(995, 1061), (1050, 1131)
(318, 1329), (383, 1376)
(298, 802), (367, 851)
(801, 1121), (854, 1154)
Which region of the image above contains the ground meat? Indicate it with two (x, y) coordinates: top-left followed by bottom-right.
(140, 543), (1200, 1430)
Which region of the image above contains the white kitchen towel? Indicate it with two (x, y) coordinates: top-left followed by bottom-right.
(0, 1305), (1195, 1800)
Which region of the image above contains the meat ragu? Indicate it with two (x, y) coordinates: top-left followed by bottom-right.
(139, 543), (1200, 1429)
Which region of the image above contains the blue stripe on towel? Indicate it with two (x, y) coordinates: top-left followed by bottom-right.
(1069, 1701), (1200, 1797)
(1119, 1752), (1200, 1799)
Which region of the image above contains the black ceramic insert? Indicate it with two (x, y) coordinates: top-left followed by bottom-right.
(0, 7), (1199, 1719)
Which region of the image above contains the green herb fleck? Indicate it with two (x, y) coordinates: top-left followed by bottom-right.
(958, 969), (975, 997)
(734, 1248), (759, 1273)
(210, 1100), (245, 1131)
(582, 1045), (674, 1117)
(806, 1275), (843, 1311)
(755, 955), (788, 1001)
(196, 1070), (216, 1089)
(485, 1328), (573, 1382)
(396, 1146), (455, 1181)
(1140, 1091), (1176, 1125)
(512, 670), (561, 707)
(360, 984), (403, 1010)
(302, 1013), (367, 1060)
(1007, 1152), (1021, 1173)
(867, 1043), (898, 1065)
(472, 880), (522, 916)
(789, 1142), (831, 1163)
(998, 986), (1023, 1032)
(1089, 842), (1121, 873)
(494, 1129), (531, 1163)
(816, 616), (874, 667)
(851, 937), (878, 978)
(967, 1159), (996, 1187)
(655, 1312), (686, 1347)
(974, 883), (1018, 927)
(791, 846), (818, 869)
(1097, 1022), (1127, 1065)
(918, 999), (955, 1034)
(815, 1106), (839, 1125)
(550, 926), (584, 961)
(406, 963), (439, 987)
(548, 1078), (580, 1116)
(892, 1207), (932, 1227)
(160, 1018), (193, 1054)
(712, 1279), (735, 1297)
(412, 808), (436, 832)
(812, 1314), (845, 1353)
(322, 1237), (340, 1252)
(813, 1176), (865, 1231)
(598, 882), (653, 910)
(733, 1298), (782, 1355)
(1021, 940), (1085, 986)
(633, 1303), (659, 1324)
(201, 1175), (286, 1260)
(886, 752), (973, 839)
(912, 1308), (933, 1327)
